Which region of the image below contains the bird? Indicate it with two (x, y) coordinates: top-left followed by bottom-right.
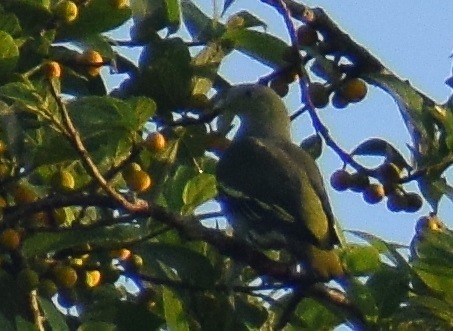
(215, 84), (343, 280)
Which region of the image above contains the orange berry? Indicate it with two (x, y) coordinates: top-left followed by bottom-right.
(110, 248), (132, 261)
(340, 78), (367, 103)
(84, 270), (101, 288)
(45, 61), (61, 78)
(0, 228), (21, 250)
(125, 170), (152, 193)
(81, 50), (103, 77)
(13, 184), (38, 204)
(0, 140), (7, 154)
(144, 132), (166, 152)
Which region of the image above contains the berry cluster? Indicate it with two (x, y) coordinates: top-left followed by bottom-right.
(330, 162), (423, 213)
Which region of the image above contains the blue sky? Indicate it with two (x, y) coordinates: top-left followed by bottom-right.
(108, 1), (453, 245)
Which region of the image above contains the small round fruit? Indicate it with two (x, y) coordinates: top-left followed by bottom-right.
(331, 92), (349, 109)
(404, 192), (423, 212)
(125, 170), (152, 193)
(110, 248), (132, 261)
(53, 265), (78, 289)
(362, 183), (385, 204)
(144, 132), (166, 153)
(0, 140), (7, 154)
(81, 50), (103, 77)
(330, 170), (351, 191)
(307, 82), (329, 108)
(340, 78), (367, 103)
(54, 0), (78, 23)
(349, 173), (370, 192)
(17, 268), (40, 293)
(0, 228), (21, 251)
(296, 25), (319, 47)
(377, 162), (401, 184)
(44, 61), (61, 79)
(127, 254), (144, 272)
(270, 78), (289, 97)
(84, 270), (101, 288)
(13, 184), (38, 204)
(386, 191), (407, 212)
(123, 162), (142, 177)
(38, 279), (58, 298)
(51, 170), (75, 192)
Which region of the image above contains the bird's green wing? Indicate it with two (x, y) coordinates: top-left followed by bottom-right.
(216, 136), (337, 249)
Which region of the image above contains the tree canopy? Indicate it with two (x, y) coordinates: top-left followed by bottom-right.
(0, 0), (452, 330)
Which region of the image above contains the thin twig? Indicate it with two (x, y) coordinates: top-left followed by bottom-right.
(47, 80), (147, 212)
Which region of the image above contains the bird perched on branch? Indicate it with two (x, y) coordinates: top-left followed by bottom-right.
(215, 84), (343, 280)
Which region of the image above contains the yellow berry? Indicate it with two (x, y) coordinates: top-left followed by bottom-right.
(331, 92), (349, 109)
(54, 0), (78, 23)
(307, 82), (329, 108)
(44, 61), (61, 78)
(51, 170), (75, 192)
(144, 132), (166, 152)
(340, 78), (367, 103)
(84, 270), (101, 288)
(125, 170), (152, 193)
(0, 228), (21, 251)
(53, 265), (78, 289)
(386, 191), (407, 212)
(81, 50), (104, 77)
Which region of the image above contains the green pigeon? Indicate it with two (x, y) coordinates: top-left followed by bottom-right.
(215, 84), (343, 279)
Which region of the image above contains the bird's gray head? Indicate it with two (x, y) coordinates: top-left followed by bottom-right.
(214, 84), (291, 139)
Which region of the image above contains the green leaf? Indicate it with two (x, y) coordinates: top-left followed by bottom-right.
(182, 173), (217, 214)
(409, 296), (453, 324)
(15, 315), (35, 331)
(226, 11), (267, 30)
(412, 261), (453, 303)
(348, 230), (409, 270)
(181, 0), (225, 41)
(0, 13), (21, 37)
(341, 244), (381, 275)
(351, 137), (411, 170)
(366, 266), (410, 317)
(222, 28), (288, 68)
(0, 312), (14, 331)
(163, 287), (190, 331)
(0, 81), (42, 110)
(56, 0), (132, 41)
(165, 0), (181, 33)
(345, 278), (379, 322)
(234, 295), (268, 328)
(286, 296), (341, 330)
(38, 297), (69, 331)
(137, 242), (216, 287)
(22, 222), (154, 258)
